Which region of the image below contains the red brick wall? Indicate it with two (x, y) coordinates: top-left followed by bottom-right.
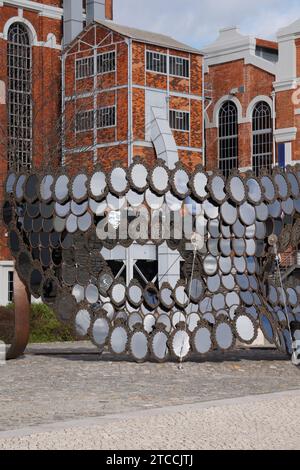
(131, 41), (203, 166)
(31, 1), (62, 6)
(64, 24), (129, 169)
(296, 39), (300, 77)
(276, 90), (294, 130)
(0, 4), (62, 262)
(205, 59), (274, 171)
(65, 27), (203, 172)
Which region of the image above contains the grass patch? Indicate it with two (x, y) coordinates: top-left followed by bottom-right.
(0, 303), (76, 344)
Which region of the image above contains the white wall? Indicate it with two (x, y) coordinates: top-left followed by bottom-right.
(0, 262), (14, 306)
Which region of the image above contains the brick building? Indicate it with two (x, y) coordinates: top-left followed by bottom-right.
(0, 0), (63, 304)
(61, 2), (203, 293)
(0, 0), (203, 304)
(203, 22), (300, 177)
(0, 0), (300, 305)
(62, 15), (203, 173)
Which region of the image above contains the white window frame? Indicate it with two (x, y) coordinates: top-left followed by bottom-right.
(97, 105), (116, 129)
(8, 271), (14, 303)
(75, 109), (94, 133)
(169, 54), (190, 79)
(146, 50), (168, 75)
(169, 109), (190, 132)
(75, 56), (94, 80)
(97, 50), (116, 75)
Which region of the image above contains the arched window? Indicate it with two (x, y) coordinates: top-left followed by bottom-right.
(252, 101), (273, 175)
(7, 23), (32, 170)
(218, 101), (238, 177)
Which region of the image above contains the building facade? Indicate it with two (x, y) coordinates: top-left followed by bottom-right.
(1, 0), (300, 304)
(61, 10), (203, 292)
(203, 22), (300, 177)
(0, 0), (63, 305)
(62, 19), (203, 173)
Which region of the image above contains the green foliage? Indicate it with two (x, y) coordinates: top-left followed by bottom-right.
(0, 303), (76, 344)
(29, 303), (75, 343)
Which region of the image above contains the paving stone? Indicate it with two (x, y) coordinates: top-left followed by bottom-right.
(0, 342), (299, 433)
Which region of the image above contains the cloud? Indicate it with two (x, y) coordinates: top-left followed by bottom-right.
(113, 0), (300, 47)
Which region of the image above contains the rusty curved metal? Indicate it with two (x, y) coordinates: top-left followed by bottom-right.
(6, 271), (30, 360)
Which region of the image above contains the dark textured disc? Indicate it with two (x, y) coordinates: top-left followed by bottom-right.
(29, 232), (39, 249)
(32, 217), (43, 233)
(40, 232), (50, 248)
(43, 218), (54, 233)
(76, 268), (90, 286)
(61, 232), (73, 249)
(8, 228), (20, 252)
(40, 248), (52, 267)
(62, 263), (77, 286)
(50, 232), (60, 249)
(2, 200), (13, 226)
(55, 292), (76, 323)
(27, 202), (40, 218)
(52, 249), (62, 266)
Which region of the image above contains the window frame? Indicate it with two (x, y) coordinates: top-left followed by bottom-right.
(7, 22), (32, 171)
(96, 105), (116, 129)
(169, 54), (190, 79)
(75, 55), (94, 80)
(169, 109), (190, 132)
(218, 101), (239, 177)
(8, 271), (14, 303)
(146, 50), (168, 75)
(252, 101), (273, 175)
(97, 50), (116, 75)
(75, 109), (94, 133)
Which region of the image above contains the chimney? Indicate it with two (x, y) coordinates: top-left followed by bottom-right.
(64, 0), (83, 46)
(87, 0), (113, 24)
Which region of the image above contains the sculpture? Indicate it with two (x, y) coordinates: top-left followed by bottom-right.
(3, 159), (300, 362)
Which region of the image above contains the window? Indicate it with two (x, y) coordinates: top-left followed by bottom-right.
(97, 51), (116, 74)
(169, 110), (190, 131)
(133, 260), (158, 289)
(219, 101), (238, 177)
(7, 23), (32, 171)
(255, 46), (278, 63)
(76, 56), (94, 79)
(97, 106), (116, 128)
(146, 51), (167, 74)
(8, 271), (14, 303)
(75, 110), (94, 132)
(252, 101), (273, 175)
(170, 55), (189, 78)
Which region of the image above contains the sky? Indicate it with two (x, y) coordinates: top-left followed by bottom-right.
(114, 0), (300, 49)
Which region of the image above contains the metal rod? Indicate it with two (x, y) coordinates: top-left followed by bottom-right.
(6, 271), (30, 360)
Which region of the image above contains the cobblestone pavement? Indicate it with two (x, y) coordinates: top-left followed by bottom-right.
(0, 342), (299, 438)
(0, 391), (299, 449)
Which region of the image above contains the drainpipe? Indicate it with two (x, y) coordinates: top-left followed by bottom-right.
(271, 90), (276, 167)
(202, 56), (205, 167)
(61, 51), (66, 166)
(126, 38), (133, 286)
(127, 38), (133, 166)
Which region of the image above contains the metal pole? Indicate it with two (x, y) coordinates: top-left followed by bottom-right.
(6, 271), (30, 360)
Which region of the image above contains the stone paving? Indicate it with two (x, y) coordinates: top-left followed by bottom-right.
(0, 391), (300, 450)
(0, 342), (299, 436)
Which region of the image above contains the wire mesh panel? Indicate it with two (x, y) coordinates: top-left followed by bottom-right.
(252, 102), (273, 175)
(7, 23), (32, 171)
(218, 101), (238, 177)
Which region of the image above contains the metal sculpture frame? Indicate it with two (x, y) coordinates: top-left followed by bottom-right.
(6, 271), (30, 360)
(2, 159), (300, 362)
